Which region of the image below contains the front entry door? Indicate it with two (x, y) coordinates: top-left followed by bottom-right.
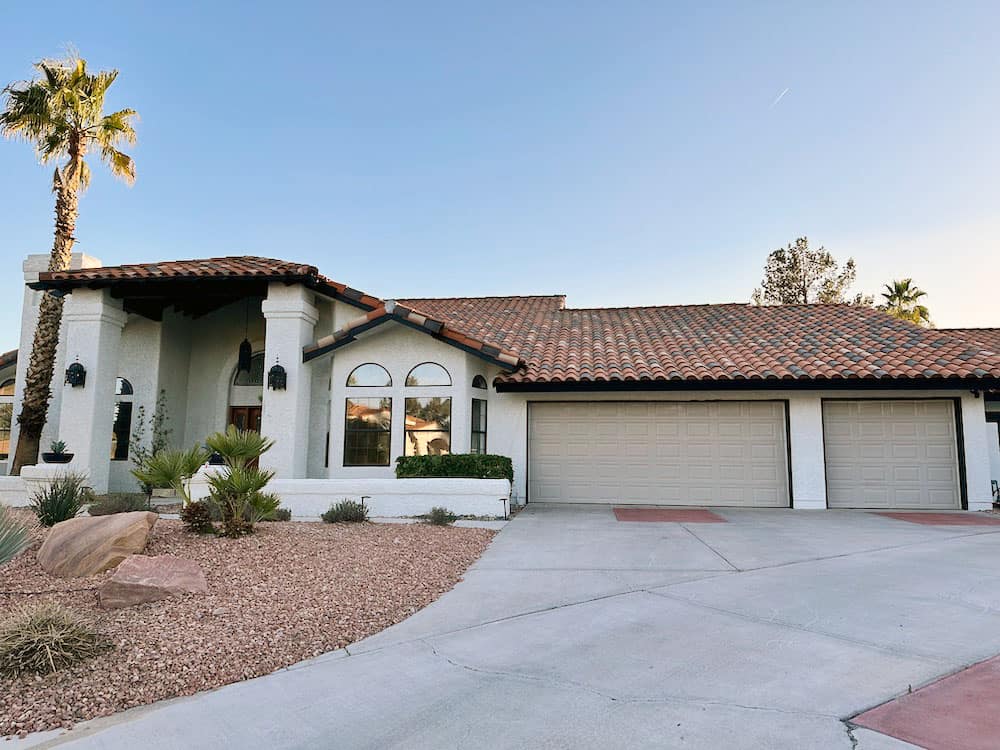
(228, 406), (262, 433)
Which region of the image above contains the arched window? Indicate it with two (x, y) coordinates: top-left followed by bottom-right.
(347, 363), (392, 387)
(472, 374), (488, 389)
(405, 362), (451, 387)
(233, 353), (265, 387)
(111, 377), (134, 461)
(0, 380), (14, 461)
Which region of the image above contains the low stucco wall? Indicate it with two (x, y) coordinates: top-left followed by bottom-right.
(187, 470), (512, 518)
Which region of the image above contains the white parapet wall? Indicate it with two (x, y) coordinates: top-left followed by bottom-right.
(187, 469), (512, 519)
(0, 465), (92, 507)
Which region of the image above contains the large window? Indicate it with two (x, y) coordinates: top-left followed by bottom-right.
(344, 398), (392, 466)
(405, 397), (451, 456)
(405, 362), (451, 386)
(111, 377), (133, 461)
(471, 398), (487, 454)
(0, 379), (13, 461)
(347, 363), (392, 387)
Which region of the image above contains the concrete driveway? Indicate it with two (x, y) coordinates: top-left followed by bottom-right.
(40, 504), (1000, 749)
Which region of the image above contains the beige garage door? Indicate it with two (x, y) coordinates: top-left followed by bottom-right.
(823, 400), (960, 509)
(528, 401), (789, 506)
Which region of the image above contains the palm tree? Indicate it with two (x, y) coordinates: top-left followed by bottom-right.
(879, 278), (932, 327)
(1, 56), (137, 473)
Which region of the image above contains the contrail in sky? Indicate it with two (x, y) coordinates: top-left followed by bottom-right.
(771, 87), (790, 107)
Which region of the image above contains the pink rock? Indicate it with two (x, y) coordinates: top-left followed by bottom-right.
(98, 554), (208, 609)
(37, 511), (158, 578)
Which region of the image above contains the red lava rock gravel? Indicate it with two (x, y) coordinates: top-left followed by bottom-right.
(0, 512), (494, 738)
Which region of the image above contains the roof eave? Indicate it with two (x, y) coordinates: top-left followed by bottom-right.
(493, 376), (1000, 393)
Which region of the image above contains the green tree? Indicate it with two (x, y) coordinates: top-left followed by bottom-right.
(878, 278), (932, 327)
(1, 55), (137, 473)
(752, 237), (872, 305)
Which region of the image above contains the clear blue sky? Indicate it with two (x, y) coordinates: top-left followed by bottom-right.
(1, 1), (998, 352)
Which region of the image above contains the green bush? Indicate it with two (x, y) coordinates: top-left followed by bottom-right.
(425, 506), (457, 526)
(0, 602), (110, 677)
(264, 507), (291, 522)
(88, 493), (149, 516)
(394, 454), (513, 482)
(0, 507), (29, 566)
(322, 500), (369, 523)
(179, 500), (215, 534)
(29, 473), (90, 527)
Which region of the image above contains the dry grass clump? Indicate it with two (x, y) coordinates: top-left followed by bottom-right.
(0, 602), (110, 678)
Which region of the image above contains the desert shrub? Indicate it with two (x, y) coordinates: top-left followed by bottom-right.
(0, 507), (29, 566)
(0, 603), (109, 677)
(264, 507), (291, 522)
(395, 454), (513, 482)
(87, 493), (149, 516)
(131, 446), (209, 505)
(179, 500), (215, 534)
(248, 492), (281, 525)
(29, 473), (90, 527)
(425, 506), (458, 526)
(203, 428), (277, 538)
(322, 499), (369, 523)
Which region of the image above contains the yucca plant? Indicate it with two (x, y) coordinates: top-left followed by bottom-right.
(29, 473), (90, 527)
(131, 446), (209, 506)
(0, 506), (29, 565)
(203, 427), (278, 537)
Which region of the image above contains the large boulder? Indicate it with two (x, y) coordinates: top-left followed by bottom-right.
(37, 511), (158, 578)
(98, 554), (208, 609)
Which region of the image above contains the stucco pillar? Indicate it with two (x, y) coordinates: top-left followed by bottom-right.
(788, 395), (827, 509)
(960, 393), (993, 511)
(56, 288), (127, 494)
(260, 284), (318, 479)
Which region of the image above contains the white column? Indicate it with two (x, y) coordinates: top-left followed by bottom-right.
(260, 284), (318, 479)
(960, 393), (993, 511)
(788, 395), (827, 509)
(56, 288), (127, 494)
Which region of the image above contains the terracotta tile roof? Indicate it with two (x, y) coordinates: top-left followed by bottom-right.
(941, 328), (1000, 355)
(395, 299), (1000, 387)
(31, 256), (383, 310)
(304, 300), (523, 370)
(0, 349), (15, 370)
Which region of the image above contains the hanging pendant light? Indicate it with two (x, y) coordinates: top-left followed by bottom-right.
(237, 299), (252, 373)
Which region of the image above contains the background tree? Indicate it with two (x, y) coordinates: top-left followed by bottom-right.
(752, 237), (873, 305)
(1, 56), (137, 473)
(878, 278), (932, 327)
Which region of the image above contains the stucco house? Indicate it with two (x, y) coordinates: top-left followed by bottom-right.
(2, 252), (999, 517)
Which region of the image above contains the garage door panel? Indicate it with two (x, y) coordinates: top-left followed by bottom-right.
(528, 401), (789, 506)
(823, 399), (960, 509)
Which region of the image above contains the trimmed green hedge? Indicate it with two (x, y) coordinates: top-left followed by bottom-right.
(395, 454), (513, 483)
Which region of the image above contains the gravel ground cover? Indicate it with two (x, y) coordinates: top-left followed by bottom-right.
(0, 511), (494, 738)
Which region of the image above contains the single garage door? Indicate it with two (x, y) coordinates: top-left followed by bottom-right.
(528, 401), (789, 506)
(823, 400), (961, 509)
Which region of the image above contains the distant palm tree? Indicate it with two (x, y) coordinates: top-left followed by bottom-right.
(879, 278), (932, 327)
(1, 56), (137, 473)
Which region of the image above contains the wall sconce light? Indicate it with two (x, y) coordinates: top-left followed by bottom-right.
(267, 363), (287, 391)
(65, 361), (86, 388)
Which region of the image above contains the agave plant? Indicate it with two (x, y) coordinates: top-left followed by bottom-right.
(0, 506), (29, 565)
(130, 446), (209, 506)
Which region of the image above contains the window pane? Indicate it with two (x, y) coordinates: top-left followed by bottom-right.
(0, 403), (11, 460)
(471, 432), (486, 455)
(115, 377), (133, 396)
(405, 429), (450, 456)
(0, 380), (14, 397)
(405, 397), (451, 431)
(111, 401), (133, 460)
(234, 353), (265, 386)
(346, 398), (392, 430)
(347, 363), (392, 387)
(344, 431), (391, 466)
(405, 362), (451, 386)
(471, 399), (487, 432)
(472, 375), (487, 389)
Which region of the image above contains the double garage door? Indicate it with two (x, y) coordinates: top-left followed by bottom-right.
(527, 399), (961, 509)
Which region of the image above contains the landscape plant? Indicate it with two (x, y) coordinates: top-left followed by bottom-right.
(129, 389), (172, 493)
(395, 454), (514, 482)
(0, 507), (29, 565)
(204, 426), (279, 537)
(179, 500), (214, 534)
(131, 445), (209, 506)
(1, 55), (138, 473)
(0, 602), (109, 677)
(425, 506), (458, 526)
(322, 499), (369, 523)
(29, 473), (90, 526)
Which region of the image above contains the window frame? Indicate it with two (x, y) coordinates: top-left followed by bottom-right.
(405, 362), (452, 387)
(404, 396), (453, 457)
(347, 362), (392, 387)
(472, 374), (488, 389)
(343, 397), (393, 467)
(471, 398), (487, 454)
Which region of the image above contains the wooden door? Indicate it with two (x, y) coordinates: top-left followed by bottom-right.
(228, 406), (262, 433)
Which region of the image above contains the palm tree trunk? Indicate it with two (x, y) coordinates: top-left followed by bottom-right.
(10, 167), (79, 474)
